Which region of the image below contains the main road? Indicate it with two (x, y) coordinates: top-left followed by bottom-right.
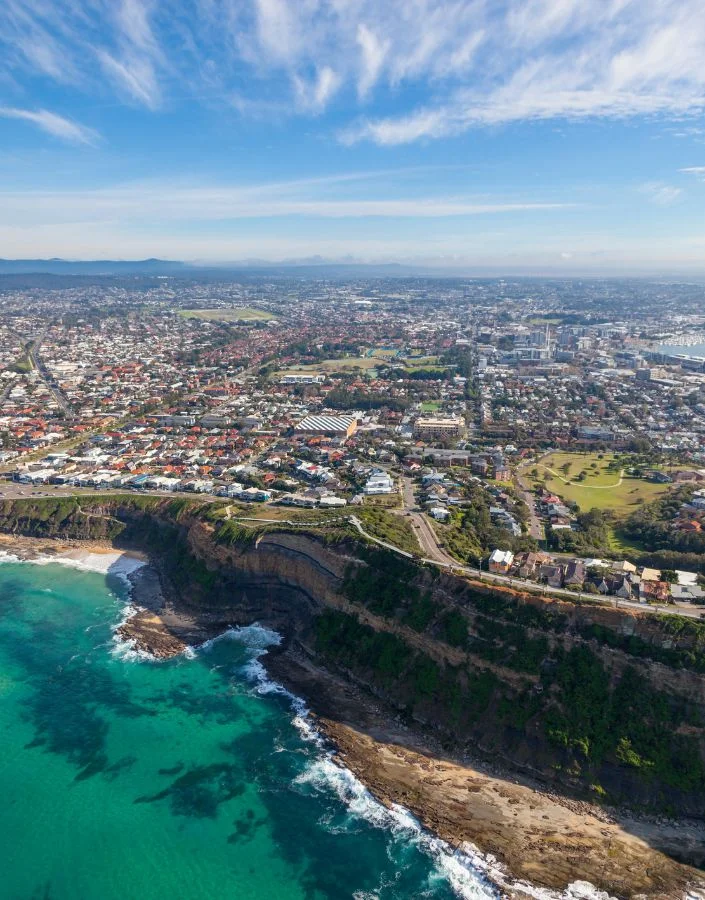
(27, 326), (73, 416)
(398, 475), (459, 566)
(392, 475), (702, 620)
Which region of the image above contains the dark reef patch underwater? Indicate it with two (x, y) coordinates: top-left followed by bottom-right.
(0, 557), (511, 900)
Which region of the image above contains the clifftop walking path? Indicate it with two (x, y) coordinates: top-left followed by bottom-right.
(226, 508), (704, 621)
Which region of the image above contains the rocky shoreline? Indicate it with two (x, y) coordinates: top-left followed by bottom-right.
(116, 586), (705, 899)
(265, 651), (705, 900)
(5, 532), (705, 899)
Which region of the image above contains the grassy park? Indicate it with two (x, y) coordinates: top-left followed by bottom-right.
(178, 307), (275, 322)
(531, 451), (670, 515)
(274, 357), (380, 377)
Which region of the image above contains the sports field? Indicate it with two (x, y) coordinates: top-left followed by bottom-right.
(531, 451), (669, 514)
(178, 307), (275, 322)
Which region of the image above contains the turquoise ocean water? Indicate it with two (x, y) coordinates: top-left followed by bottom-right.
(0, 557), (502, 900)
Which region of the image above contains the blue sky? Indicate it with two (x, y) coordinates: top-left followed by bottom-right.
(1, 0), (705, 270)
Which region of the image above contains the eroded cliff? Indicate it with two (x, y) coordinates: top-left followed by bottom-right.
(1, 494), (704, 820)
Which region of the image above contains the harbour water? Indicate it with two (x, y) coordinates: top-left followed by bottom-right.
(655, 341), (705, 358)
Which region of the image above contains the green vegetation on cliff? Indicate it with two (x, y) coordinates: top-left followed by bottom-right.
(335, 551), (705, 807)
(0, 494), (704, 813)
(544, 647), (704, 794)
(315, 607), (705, 801)
(314, 608), (497, 729)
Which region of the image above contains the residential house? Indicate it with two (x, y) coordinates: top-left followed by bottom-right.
(564, 559), (586, 588)
(639, 580), (670, 604)
(540, 563), (565, 588)
(489, 549), (514, 574)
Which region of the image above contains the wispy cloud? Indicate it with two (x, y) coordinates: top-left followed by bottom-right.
(639, 182), (683, 205)
(2, 0), (705, 142)
(96, 50), (160, 109)
(0, 106), (98, 144)
(680, 166), (705, 181)
(356, 24), (389, 99)
(342, 0), (705, 143)
(0, 174), (571, 223)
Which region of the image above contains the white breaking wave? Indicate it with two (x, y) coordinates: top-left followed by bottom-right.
(221, 623), (320, 743)
(227, 626), (498, 899)
(0, 547), (145, 577)
(0, 550), (22, 564)
(228, 626), (624, 900)
(0, 545), (153, 661)
(295, 758), (498, 900)
(109, 600), (157, 663)
(92, 613), (653, 900)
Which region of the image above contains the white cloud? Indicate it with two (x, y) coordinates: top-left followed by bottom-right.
(356, 24), (389, 98)
(639, 182), (683, 205)
(0, 174), (571, 224)
(0, 107), (98, 144)
(340, 0), (705, 143)
(294, 66), (341, 112)
(96, 50), (160, 108)
(255, 0), (299, 63)
(2, 0), (705, 138)
(680, 166), (705, 181)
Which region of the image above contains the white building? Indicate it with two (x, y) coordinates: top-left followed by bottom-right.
(364, 469), (395, 495)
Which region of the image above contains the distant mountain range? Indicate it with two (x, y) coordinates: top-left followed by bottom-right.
(0, 257), (426, 276)
(0, 258), (190, 275)
(1, 258), (703, 279)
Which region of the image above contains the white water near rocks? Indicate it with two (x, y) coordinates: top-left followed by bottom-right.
(214, 624), (620, 900)
(2, 553), (632, 900)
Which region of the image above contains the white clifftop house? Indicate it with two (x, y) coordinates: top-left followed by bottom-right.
(364, 469), (395, 495)
(489, 549), (515, 574)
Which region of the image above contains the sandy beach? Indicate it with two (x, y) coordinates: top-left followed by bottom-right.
(0, 532), (147, 573)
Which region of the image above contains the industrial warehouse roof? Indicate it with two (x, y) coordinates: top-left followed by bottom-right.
(295, 414), (356, 433)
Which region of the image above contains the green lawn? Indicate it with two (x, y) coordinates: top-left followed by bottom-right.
(178, 307), (275, 322)
(534, 451), (669, 515)
(370, 348), (401, 359)
(355, 508), (420, 555)
(606, 525), (649, 556)
(274, 357), (379, 376)
(403, 355), (440, 366)
(402, 365), (447, 374)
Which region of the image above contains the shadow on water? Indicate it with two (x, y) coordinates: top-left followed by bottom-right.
(1, 576), (154, 781)
(196, 644), (438, 900)
(7, 555), (705, 897)
(226, 808), (267, 845)
(134, 762), (246, 818)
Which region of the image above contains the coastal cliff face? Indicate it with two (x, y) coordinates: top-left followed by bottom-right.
(1, 494), (705, 818)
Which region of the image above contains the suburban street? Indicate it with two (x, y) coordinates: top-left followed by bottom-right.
(27, 326), (74, 416)
(392, 475), (703, 620)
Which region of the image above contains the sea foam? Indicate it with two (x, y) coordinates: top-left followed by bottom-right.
(47, 595), (642, 900)
(0, 547), (145, 577)
(229, 624), (625, 900)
